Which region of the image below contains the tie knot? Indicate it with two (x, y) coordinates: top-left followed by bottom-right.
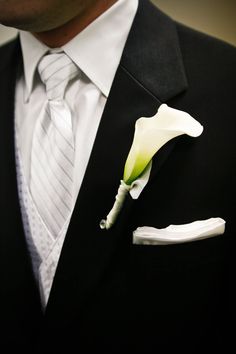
(38, 53), (79, 100)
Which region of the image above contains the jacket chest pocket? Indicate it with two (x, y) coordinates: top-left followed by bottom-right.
(128, 236), (225, 313)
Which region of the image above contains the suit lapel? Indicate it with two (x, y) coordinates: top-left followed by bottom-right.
(0, 40), (43, 324)
(46, 0), (188, 320)
(121, 0), (188, 102)
(46, 64), (161, 319)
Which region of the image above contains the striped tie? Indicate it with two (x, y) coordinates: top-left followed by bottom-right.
(30, 53), (79, 238)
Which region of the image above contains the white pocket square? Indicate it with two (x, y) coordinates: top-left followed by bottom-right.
(133, 217), (226, 245)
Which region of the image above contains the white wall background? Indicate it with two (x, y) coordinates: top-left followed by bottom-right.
(0, 0), (235, 46)
(0, 25), (17, 45)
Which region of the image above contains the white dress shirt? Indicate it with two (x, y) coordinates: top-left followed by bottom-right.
(15, 0), (138, 307)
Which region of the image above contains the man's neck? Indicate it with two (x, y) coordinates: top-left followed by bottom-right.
(33, 0), (117, 48)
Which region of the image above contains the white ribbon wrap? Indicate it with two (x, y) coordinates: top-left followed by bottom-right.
(100, 181), (132, 230)
(100, 163), (152, 230)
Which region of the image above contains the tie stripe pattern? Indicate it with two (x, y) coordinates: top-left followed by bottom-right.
(30, 53), (79, 238)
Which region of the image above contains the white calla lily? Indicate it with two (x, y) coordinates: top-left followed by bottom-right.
(100, 104), (203, 230)
(124, 104), (203, 184)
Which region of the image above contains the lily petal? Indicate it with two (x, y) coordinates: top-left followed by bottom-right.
(123, 104), (203, 184)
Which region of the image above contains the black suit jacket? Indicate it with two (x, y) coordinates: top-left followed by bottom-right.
(0, 1), (235, 353)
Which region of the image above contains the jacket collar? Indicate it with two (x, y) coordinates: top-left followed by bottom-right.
(120, 0), (188, 102)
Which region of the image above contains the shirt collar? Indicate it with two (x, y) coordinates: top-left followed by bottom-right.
(20, 0), (138, 101)
(20, 30), (48, 101)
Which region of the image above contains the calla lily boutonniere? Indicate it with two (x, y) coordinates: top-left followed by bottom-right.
(100, 104), (203, 230)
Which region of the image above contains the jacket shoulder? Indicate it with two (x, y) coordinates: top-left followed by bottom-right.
(174, 22), (236, 105)
(176, 23), (236, 75)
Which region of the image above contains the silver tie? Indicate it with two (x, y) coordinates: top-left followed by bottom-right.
(30, 53), (79, 238)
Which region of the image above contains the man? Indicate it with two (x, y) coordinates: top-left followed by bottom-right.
(0, 0), (235, 353)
